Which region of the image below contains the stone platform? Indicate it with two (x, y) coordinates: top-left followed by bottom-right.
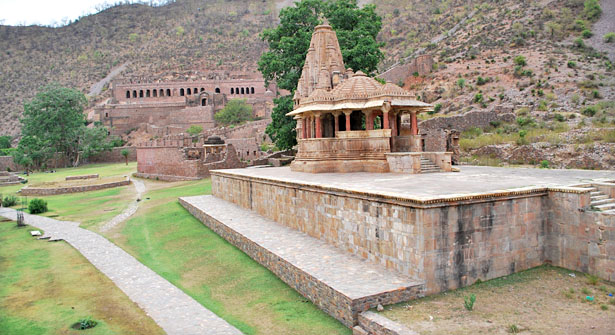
(180, 195), (423, 327)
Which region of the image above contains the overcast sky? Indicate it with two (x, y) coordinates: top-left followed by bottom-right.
(0, 0), (168, 26)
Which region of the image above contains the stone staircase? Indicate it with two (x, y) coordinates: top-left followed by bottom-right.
(589, 187), (615, 213)
(420, 157), (441, 173)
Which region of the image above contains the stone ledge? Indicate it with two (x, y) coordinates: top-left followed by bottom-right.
(180, 195), (423, 327)
(357, 311), (418, 335)
(133, 172), (201, 182)
(66, 174), (99, 181)
(211, 170), (554, 208)
(19, 178), (130, 196)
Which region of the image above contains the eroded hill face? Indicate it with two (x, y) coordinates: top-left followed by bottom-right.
(1, 0), (614, 169)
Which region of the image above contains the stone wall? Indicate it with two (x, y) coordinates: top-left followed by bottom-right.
(19, 179), (130, 196)
(137, 146), (202, 179)
(378, 55), (434, 85)
(211, 172), (615, 295)
(356, 311), (417, 335)
(546, 189), (615, 281)
(180, 197), (422, 328)
(420, 107), (516, 133)
(0, 156), (19, 172)
(85, 147), (137, 164)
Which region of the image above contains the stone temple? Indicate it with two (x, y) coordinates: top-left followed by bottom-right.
(181, 23), (615, 334)
(289, 23), (451, 174)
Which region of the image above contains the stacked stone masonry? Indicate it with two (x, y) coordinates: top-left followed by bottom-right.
(19, 179), (131, 196)
(211, 170), (615, 296)
(180, 195), (423, 327)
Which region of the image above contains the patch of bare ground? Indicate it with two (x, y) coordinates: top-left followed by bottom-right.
(381, 265), (615, 335)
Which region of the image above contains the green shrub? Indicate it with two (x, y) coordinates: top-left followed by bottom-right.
(567, 61), (577, 68)
(489, 120), (502, 128)
(457, 78), (466, 88)
(554, 113), (565, 122)
(433, 103), (442, 114)
(587, 274), (599, 285)
(464, 294), (476, 311)
(584, 0), (602, 21)
(517, 117), (535, 127)
(513, 55), (526, 66)
(2, 195), (17, 207)
(78, 316), (98, 330)
(28, 198), (48, 214)
(582, 29), (593, 38)
(573, 19), (586, 31)
(540, 160), (550, 168)
(601, 304), (608, 310)
(474, 93), (484, 103)
(582, 106), (597, 116)
(508, 324), (520, 334)
(476, 76), (487, 85)
(538, 100), (548, 111)
(604, 32), (615, 43)
(574, 37), (585, 48)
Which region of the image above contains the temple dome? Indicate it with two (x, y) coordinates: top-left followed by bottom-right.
(328, 70), (383, 99)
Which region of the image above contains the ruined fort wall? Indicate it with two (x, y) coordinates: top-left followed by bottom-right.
(136, 146), (200, 178)
(112, 78), (273, 103)
(420, 107), (516, 132)
(99, 103), (216, 136)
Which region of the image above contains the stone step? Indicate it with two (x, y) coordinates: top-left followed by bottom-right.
(180, 195), (424, 327)
(591, 199), (614, 206)
(594, 203), (615, 211)
(591, 195), (609, 201)
(590, 191), (602, 196)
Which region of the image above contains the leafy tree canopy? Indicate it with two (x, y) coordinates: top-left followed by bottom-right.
(186, 125), (204, 136)
(21, 83), (88, 165)
(258, 0), (384, 150)
(0, 136), (11, 149)
(214, 99), (253, 126)
(17, 83), (114, 168)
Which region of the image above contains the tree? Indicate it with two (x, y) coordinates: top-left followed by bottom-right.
(0, 136), (11, 149)
(76, 125), (114, 166)
(186, 125), (203, 136)
(121, 149), (130, 166)
(12, 136), (54, 175)
(258, 0), (384, 150)
(214, 99), (253, 126)
(21, 83), (88, 166)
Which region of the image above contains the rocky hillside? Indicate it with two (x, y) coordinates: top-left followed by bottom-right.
(1, 0), (614, 170)
(381, 0), (615, 169)
(0, 0), (279, 136)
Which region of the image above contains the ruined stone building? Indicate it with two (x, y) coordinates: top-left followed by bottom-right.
(94, 72), (276, 136)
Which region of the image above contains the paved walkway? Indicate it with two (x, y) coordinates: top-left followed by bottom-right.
(0, 208), (242, 335)
(100, 178), (145, 232)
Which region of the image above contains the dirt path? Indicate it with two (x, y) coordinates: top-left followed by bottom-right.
(100, 178), (145, 232)
(0, 207), (242, 335)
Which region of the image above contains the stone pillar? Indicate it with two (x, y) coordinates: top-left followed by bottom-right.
(382, 102), (391, 130)
(315, 113), (322, 138)
(364, 110), (373, 130)
(344, 111), (351, 131)
(301, 117), (307, 139)
(333, 112), (340, 133)
(306, 115), (312, 138)
(391, 112), (398, 136)
(411, 110), (418, 135)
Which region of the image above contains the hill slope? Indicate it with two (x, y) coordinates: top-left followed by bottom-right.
(1, 0), (614, 170)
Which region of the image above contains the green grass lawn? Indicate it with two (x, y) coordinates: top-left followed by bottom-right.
(108, 179), (351, 335)
(0, 218), (164, 335)
(0, 163), (137, 228)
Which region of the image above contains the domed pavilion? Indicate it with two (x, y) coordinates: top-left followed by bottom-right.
(288, 23), (452, 173)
